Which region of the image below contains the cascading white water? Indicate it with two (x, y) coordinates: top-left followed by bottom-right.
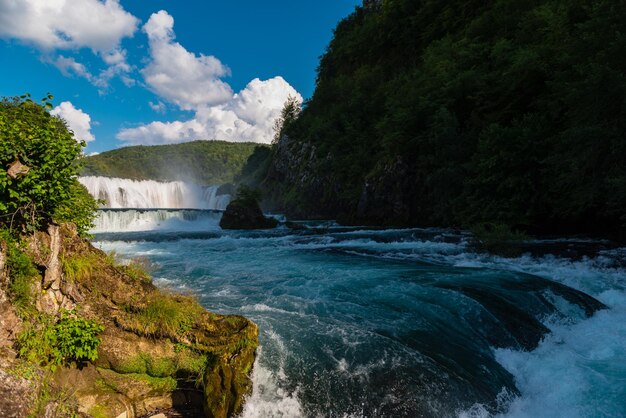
(79, 176), (230, 210)
(79, 176), (231, 233)
(91, 209), (222, 233)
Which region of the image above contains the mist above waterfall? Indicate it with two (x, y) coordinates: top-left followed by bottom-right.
(79, 176), (230, 210)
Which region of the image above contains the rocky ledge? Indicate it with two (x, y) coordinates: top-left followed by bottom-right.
(0, 224), (258, 417)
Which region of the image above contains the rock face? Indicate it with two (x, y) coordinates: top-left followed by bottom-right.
(7, 159), (30, 179)
(220, 198), (278, 230)
(0, 225), (258, 418)
(264, 135), (343, 220)
(265, 134), (420, 226)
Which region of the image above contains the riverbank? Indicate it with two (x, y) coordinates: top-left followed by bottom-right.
(0, 223), (258, 417)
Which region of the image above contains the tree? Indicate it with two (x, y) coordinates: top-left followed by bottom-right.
(0, 94), (96, 234)
(273, 95), (301, 143)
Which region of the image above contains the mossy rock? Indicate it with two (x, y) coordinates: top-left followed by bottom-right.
(2, 223), (259, 418)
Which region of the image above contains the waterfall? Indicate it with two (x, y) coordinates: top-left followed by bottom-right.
(91, 209), (222, 233)
(79, 176), (231, 233)
(79, 176), (230, 210)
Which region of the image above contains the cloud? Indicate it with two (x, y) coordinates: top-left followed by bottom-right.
(0, 0), (138, 52)
(52, 55), (93, 79)
(149, 101), (167, 113)
(51, 101), (95, 143)
(119, 11), (303, 146)
(51, 52), (134, 90)
(141, 10), (233, 110)
(117, 77), (302, 145)
(0, 0), (138, 89)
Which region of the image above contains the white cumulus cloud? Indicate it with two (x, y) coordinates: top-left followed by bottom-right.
(119, 10), (303, 146)
(51, 101), (95, 143)
(0, 0), (138, 89)
(0, 0), (138, 52)
(118, 77), (302, 145)
(141, 10), (233, 110)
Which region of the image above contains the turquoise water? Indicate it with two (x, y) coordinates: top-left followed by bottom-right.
(95, 221), (626, 418)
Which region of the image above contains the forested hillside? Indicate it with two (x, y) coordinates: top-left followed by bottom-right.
(261, 0), (626, 239)
(81, 140), (265, 185)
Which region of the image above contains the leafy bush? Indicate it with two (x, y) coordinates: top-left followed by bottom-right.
(0, 95), (86, 232)
(17, 311), (104, 369)
(54, 311), (104, 363)
(54, 179), (99, 237)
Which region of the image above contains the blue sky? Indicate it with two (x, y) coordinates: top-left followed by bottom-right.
(0, 1), (360, 153)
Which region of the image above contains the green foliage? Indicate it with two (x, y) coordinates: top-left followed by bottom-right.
(17, 311), (104, 369)
(61, 252), (99, 282)
(236, 146), (273, 188)
(80, 140), (262, 185)
(1, 229), (38, 316)
(268, 1), (626, 239)
(0, 95), (85, 232)
(54, 180), (99, 237)
(120, 259), (153, 284)
(273, 96), (301, 143)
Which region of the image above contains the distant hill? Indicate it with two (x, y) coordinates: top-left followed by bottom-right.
(81, 140), (266, 185)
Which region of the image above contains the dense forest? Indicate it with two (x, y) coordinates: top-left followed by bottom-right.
(81, 140), (264, 185)
(255, 0), (626, 240)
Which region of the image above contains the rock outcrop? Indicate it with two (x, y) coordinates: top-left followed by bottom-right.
(0, 225), (258, 417)
(220, 198), (278, 230)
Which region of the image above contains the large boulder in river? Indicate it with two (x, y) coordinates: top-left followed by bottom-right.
(220, 194), (278, 230)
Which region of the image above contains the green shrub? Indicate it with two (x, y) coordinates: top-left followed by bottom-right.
(54, 180), (99, 237)
(0, 95), (85, 233)
(54, 311), (104, 363)
(17, 311), (104, 369)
